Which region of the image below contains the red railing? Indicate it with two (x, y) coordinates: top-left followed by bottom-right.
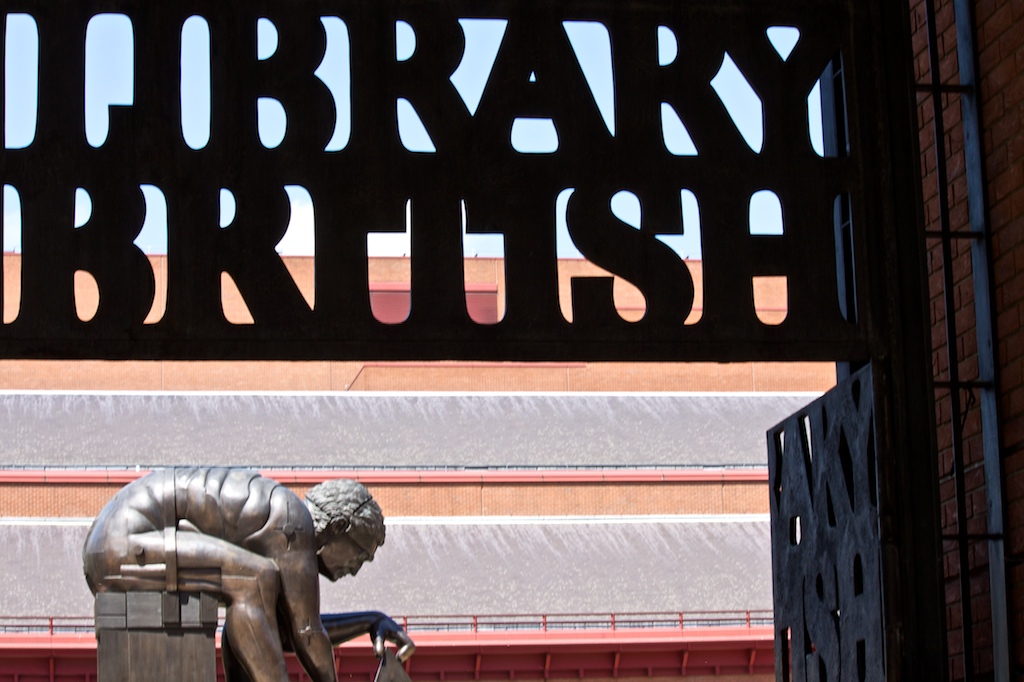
(0, 611), (776, 680)
(399, 610), (773, 632)
(0, 616), (93, 635)
(0, 611), (772, 636)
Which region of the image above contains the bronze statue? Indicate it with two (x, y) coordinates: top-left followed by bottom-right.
(83, 467), (414, 682)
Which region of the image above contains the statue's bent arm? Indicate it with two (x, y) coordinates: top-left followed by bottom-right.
(271, 496), (337, 682)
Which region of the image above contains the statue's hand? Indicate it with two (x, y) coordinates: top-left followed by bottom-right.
(371, 616), (416, 663)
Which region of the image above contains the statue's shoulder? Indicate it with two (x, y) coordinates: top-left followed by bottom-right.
(238, 480), (316, 552)
(271, 482), (315, 528)
(242, 471), (317, 538)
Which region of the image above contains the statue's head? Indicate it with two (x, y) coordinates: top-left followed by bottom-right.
(304, 479), (385, 581)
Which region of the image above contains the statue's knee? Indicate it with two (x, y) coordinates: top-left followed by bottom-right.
(83, 545), (124, 593)
(253, 561), (280, 600)
(223, 559), (279, 605)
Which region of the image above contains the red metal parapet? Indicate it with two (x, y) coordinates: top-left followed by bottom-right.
(0, 613), (775, 680)
(0, 469), (150, 484)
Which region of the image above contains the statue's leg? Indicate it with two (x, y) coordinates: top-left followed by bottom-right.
(221, 621), (254, 682)
(173, 532), (288, 682)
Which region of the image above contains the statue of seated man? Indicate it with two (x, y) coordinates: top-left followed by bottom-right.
(83, 467), (414, 682)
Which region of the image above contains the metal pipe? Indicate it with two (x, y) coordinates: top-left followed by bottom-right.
(922, 0), (974, 678)
(952, 0), (1011, 678)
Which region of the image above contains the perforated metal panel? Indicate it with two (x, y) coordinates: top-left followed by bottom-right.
(769, 365), (884, 681)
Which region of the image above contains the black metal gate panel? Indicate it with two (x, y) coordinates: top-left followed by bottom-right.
(769, 364), (884, 681)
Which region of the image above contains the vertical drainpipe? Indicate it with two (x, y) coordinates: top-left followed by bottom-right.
(952, 0), (1011, 679)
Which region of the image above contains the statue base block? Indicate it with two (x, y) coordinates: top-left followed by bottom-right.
(95, 592), (219, 682)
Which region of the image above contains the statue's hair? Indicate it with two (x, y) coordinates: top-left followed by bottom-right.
(305, 479), (385, 547)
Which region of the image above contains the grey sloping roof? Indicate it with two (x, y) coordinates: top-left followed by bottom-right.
(0, 392), (815, 467)
(0, 517), (771, 618)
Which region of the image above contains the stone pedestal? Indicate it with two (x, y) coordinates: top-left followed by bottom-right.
(95, 592), (219, 682)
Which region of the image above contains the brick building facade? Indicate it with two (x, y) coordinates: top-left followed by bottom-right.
(910, 0), (1024, 677)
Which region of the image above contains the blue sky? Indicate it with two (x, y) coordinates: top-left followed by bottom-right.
(2, 15), (822, 260)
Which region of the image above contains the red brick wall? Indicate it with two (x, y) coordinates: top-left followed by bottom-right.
(4, 254), (784, 329)
(910, 0), (1024, 676)
(0, 254), (832, 392)
(0, 480), (769, 519)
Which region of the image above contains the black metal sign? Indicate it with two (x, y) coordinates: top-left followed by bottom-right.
(0, 1), (888, 360)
